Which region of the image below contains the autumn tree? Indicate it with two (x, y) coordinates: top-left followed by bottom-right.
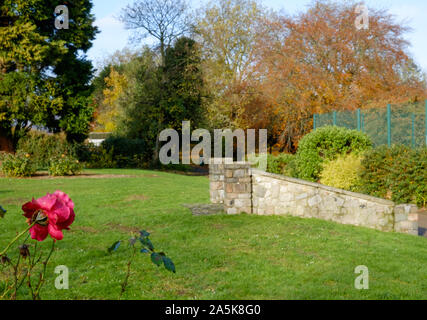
(91, 49), (140, 133)
(99, 68), (128, 132)
(195, 0), (267, 128)
(248, 0), (427, 151)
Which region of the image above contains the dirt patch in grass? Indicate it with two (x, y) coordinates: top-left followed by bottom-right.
(211, 223), (226, 230)
(1, 197), (28, 206)
(125, 194), (149, 202)
(105, 222), (139, 234)
(0, 173), (160, 179)
(70, 226), (99, 234)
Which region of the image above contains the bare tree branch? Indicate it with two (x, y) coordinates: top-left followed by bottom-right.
(120, 0), (192, 65)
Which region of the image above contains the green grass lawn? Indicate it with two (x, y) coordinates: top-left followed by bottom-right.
(1, 169), (426, 300)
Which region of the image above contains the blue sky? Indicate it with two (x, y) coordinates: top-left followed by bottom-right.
(87, 0), (427, 73)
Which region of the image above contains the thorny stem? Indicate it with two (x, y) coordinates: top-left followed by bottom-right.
(119, 245), (137, 300)
(0, 222), (35, 257)
(33, 239), (55, 300)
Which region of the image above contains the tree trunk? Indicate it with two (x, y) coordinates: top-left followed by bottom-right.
(160, 38), (166, 67)
(0, 127), (14, 152)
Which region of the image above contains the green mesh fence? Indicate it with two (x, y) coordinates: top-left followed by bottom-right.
(314, 101), (427, 148)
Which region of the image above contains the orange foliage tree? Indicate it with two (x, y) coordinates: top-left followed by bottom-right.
(239, 0), (426, 152)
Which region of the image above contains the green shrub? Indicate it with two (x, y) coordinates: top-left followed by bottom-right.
(319, 153), (363, 191)
(17, 131), (74, 169)
(48, 155), (83, 176)
(102, 137), (148, 158)
(0, 152), (37, 177)
(293, 126), (372, 181)
(101, 136), (149, 168)
(115, 154), (149, 169)
(160, 163), (192, 172)
(266, 154), (294, 176)
(358, 145), (427, 206)
(84, 145), (117, 169)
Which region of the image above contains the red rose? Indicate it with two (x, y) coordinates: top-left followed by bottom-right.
(22, 191), (75, 241)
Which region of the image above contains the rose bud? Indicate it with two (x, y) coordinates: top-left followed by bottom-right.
(19, 244), (30, 259)
(1, 255), (11, 265)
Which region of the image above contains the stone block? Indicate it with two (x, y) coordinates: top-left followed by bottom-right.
(394, 204), (418, 215)
(408, 213), (418, 222)
(280, 193), (293, 202)
(233, 169), (247, 178)
(227, 207), (237, 215)
(254, 185), (267, 198)
(270, 184), (280, 198)
(233, 183), (248, 193)
(308, 195), (322, 207)
(395, 213), (408, 223)
(238, 193), (251, 199)
(295, 193), (308, 200)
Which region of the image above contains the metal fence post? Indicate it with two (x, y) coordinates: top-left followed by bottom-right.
(333, 111), (336, 126)
(412, 113), (415, 148)
(313, 113), (317, 130)
(361, 114), (365, 132)
(357, 109), (361, 131)
(387, 104), (391, 147)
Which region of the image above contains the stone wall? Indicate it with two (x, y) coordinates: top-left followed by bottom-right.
(209, 158), (227, 204)
(209, 159), (419, 235)
(224, 162), (252, 214)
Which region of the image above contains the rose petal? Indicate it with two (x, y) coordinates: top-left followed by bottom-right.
(22, 198), (40, 219)
(56, 209), (75, 230)
(48, 224), (64, 241)
(53, 191), (74, 210)
(30, 224), (49, 242)
(49, 198), (70, 223)
(35, 194), (57, 211)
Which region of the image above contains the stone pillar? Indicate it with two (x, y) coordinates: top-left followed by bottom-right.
(394, 204), (419, 235)
(209, 158), (229, 204)
(223, 162), (252, 214)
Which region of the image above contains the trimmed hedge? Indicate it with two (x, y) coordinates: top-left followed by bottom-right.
(320, 153), (363, 191)
(358, 145), (427, 206)
(292, 126), (372, 181)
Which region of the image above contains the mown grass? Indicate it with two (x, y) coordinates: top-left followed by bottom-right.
(0, 169), (426, 300)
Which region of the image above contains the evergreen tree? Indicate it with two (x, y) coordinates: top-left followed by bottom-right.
(0, 0), (98, 150)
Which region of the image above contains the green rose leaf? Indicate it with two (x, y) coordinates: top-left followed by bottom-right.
(108, 241), (121, 253)
(151, 252), (163, 267)
(0, 205), (6, 218)
(139, 237), (154, 251)
(162, 256), (176, 273)
(139, 230), (150, 237)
